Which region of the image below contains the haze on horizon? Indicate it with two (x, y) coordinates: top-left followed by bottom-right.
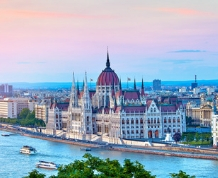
(0, 1), (218, 83)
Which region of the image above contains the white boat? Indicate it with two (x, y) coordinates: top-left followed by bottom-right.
(36, 161), (59, 169)
(20, 145), (37, 155)
(80, 147), (91, 151)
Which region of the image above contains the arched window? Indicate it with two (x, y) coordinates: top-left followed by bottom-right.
(164, 118), (167, 123)
(140, 118), (143, 124)
(154, 119), (156, 124)
(131, 130), (134, 134)
(154, 108), (156, 112)
(151, 118), (153, 124)
(178, 117), (180, 123)
(151, 108), (153, 112)
(148, 119), (150, 124)
(168, 119), (171, 123)
(136, 119), (139, 124)
(126, 119), (129, 124)
(122, 119), (125, 124)
(131, 119), (134, 124)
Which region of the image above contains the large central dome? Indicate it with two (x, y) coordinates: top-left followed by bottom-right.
(97, 51), (119, 86)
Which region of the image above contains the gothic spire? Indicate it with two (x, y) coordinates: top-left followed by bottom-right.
(119, 78), (122, 90)
(141, 78), (145, 95)
(106, 47), (110, 68)
(141, 78), (144, 89)
(134, 78), (136, 90)
(77, 80), (80, 95)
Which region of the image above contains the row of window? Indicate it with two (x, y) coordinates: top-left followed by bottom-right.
(123, 130), (143, 134)
(164, 129), (180, 133)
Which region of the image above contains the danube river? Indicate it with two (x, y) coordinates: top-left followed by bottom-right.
(0, 130), (217, 178)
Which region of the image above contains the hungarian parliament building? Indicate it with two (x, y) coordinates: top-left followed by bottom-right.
(35, 51), (186, 141)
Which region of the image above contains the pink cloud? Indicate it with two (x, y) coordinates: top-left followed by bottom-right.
(1, 9), (114, 20)
(157, 7), (213, 16)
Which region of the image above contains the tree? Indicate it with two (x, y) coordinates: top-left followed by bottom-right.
(26, 154), (156, 178)
(25, 155), (196, 178)
(173, 132), (182, 144)
(19, 108), (31, 119)
(195, 133), (200, 142)
(24, 169), (45, 178)
(170, 170), (195, 178)
(186, 117), (192, 126)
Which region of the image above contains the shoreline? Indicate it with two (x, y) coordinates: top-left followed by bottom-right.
(1, 126), (218, 161)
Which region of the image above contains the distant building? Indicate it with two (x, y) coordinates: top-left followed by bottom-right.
(191, 75), (198, 90)
(153, 79), (161, 91)
(35, 99), (50, 124)
(207, 87), (215, 95)
(0, 97), (36, 118)
(0, 84), (13, 97)
(186, 94), (213, 127)
(179, 87), (187, 93)
(212, 114), (218, 147)
(193, 87), (200, 95)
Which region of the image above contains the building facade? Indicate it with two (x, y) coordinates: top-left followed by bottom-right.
(0, 98), (36, 118)
(44, 51), (186, 140)
(186, 94), (213, 127)
(153, 79), (161, 91)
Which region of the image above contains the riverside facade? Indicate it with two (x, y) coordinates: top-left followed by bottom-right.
(36, 51), (186, 142)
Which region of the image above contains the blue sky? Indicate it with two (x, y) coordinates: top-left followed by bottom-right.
(0, 1), (218, 83)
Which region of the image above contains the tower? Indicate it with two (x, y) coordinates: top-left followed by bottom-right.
(81, 72), (93, 134)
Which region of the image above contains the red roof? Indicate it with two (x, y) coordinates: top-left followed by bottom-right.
(123, 106), (145, 113)
(123, 91), (140, 100)
(161, 105), (177, 112)
(97, 68), (119, 86)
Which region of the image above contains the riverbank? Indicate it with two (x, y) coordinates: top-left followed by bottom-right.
(1, 125), (218, 161)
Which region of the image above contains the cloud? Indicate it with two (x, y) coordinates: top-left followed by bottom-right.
(162, 59), (203, 64)
(5, 10), (114, 20)
(169, 50), (206, 53)
(157, 8), (212, 16)
(17, 62), (30, 64)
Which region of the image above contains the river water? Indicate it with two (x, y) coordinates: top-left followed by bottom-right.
(0, 130), (217, 178)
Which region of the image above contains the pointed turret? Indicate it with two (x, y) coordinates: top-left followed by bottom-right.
(141, 78), (145, 95)
(83, 72), (91, 109)
(134, 78), (136, 90)
(119, 78), (122, 90)
(69, 73), (78, 107)
(77, 80), (80, 96)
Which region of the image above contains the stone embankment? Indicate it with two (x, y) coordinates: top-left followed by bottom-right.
(110, 147), (218, 160)
(1, 125), (218, 160)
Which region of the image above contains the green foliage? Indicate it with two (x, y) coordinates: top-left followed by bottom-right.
(19, 108), (31, 119)
(26, 154), (156, 178)
(0, 108), (45, 127)
(182, 132), (212, 145)
(170, 170), (195, 178)
(173, 132), (182, 143)
(185, 117), (193, 126)
(23, 169), (46, 178)
(25, 154), (196, 178)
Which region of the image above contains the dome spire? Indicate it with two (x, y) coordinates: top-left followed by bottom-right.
(106, 47), (110, 68)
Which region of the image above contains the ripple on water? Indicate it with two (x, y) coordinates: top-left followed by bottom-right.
(0, 130), (217, 178)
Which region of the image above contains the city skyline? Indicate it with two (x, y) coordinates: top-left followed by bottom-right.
(1, 1), (218, 82)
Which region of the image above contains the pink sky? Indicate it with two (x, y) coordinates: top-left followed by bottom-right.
(0, 1), (218, 83)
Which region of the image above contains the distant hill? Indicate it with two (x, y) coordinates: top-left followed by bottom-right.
(7, 79), (218, 89)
